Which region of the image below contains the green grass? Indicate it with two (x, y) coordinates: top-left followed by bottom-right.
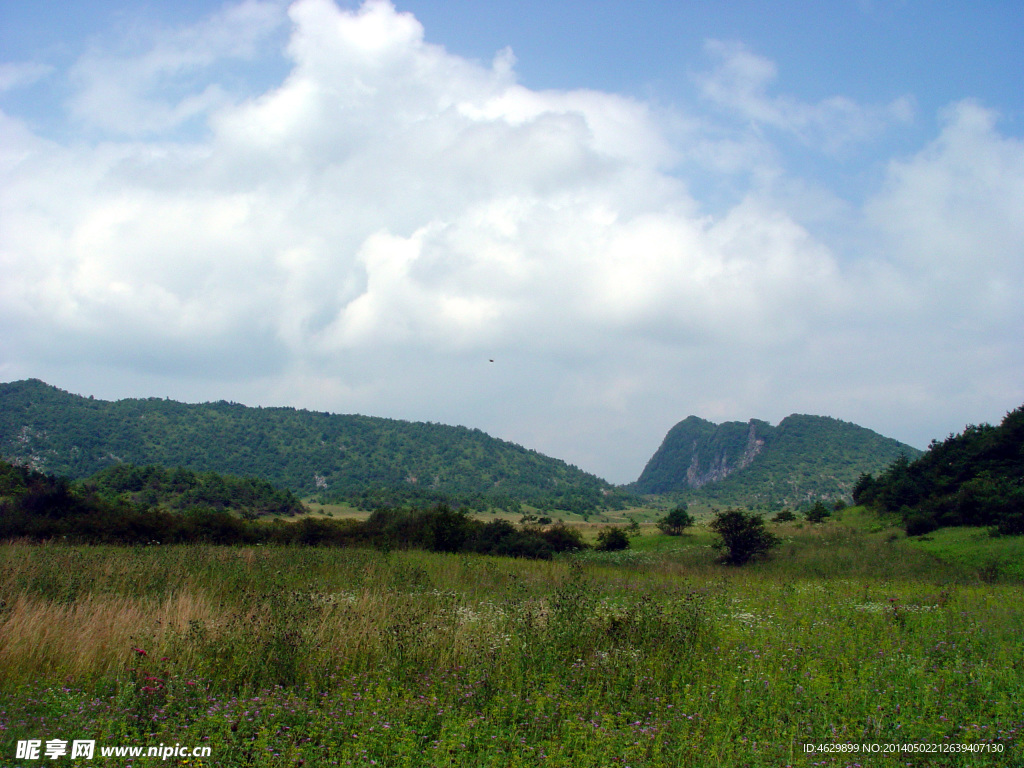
(905, 526), (1024, 582)
(1, 517), (1021, 767)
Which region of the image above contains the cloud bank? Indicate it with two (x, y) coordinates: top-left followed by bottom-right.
(1, 0), (1022, 482)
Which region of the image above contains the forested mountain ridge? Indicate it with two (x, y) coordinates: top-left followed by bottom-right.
(633, 413), (922, 508)
(0, 379), (619, 512)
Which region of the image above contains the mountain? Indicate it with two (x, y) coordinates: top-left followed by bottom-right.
(632, 413), (922, 507)
(0, 379), (619, 512)
(853, 405), (1024, 535)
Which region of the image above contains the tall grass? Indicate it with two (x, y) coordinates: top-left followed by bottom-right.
(0, 520), (1021, 767)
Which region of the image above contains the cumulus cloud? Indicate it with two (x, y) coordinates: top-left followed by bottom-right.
(868, 100), (1024, 282)
(859, 99), (1024, 401)
(1, 0), (1022, 481)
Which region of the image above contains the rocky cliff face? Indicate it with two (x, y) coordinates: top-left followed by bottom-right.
(684, 420), (766, 487)
(634, 416), (773, 494)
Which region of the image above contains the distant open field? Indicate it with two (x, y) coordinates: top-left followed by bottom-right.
(1, 512), (1021, 766)
(301, 501), (716, 527)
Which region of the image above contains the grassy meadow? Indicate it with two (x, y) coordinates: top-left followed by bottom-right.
(1, 512), (1021, 767)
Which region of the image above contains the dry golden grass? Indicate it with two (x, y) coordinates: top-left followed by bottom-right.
(0, 590), (219, 683)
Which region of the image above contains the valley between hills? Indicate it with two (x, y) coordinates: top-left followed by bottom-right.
(1, 378), (919, 516)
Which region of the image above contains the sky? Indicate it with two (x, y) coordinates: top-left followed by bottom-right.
(1, 0), (1023, 484)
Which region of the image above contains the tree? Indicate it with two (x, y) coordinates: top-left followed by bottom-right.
(852, 472), (877, 506)
(427, 505), (472, 553)
(656, 504), (694, 536)
(595, 526), (630, 551)
(805, 501), (831, 523)
(709, 509), (779, 565)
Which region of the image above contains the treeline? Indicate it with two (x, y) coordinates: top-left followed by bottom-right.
(854, 406), (1024, 536)
(80, 463), (306, 517)
(0, 460), (585, 559)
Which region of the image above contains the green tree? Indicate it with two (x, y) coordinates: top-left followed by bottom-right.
(709, 509), (779, 565)
(427, 505), (472, 553)
(852, 472), (878, 505)
(656, 504), (694, 536)
(805, 501), (831, 523)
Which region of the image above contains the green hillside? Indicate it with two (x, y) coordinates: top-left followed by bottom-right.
(633, 413), (922, 508)
(0, 379), (620, 512)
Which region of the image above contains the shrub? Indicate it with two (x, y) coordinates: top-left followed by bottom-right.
(904, 511), (939, 537)
(540, 522), (587, 553)
(595, 526), (630, 551)
(993, 508), (1024, 536)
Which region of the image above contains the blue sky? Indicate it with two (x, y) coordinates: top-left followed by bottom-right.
(2, 0), (1023, 482)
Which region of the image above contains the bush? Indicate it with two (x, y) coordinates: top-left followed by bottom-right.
(471, 519), (553, 559)
(595, 526), (630, 551)
(904, 511), (939, 537)
(540, 522), (587, 553)
(771, 509), (796, 523)
(993, 509), (1024, 536)
(709, 509), (779, 565)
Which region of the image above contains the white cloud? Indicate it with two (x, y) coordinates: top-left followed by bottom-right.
(874, 103), (1023, 376)
(67, 0), (287, 134)
(1, 0), (1022, 482)
(694, 40), (914, 151)
(0, 62), (53, 92)
(868, 100), (1024, 284)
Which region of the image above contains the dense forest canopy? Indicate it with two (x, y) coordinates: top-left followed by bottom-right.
(854, 406), (1024, 535)
(81, 463), (307, 517)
